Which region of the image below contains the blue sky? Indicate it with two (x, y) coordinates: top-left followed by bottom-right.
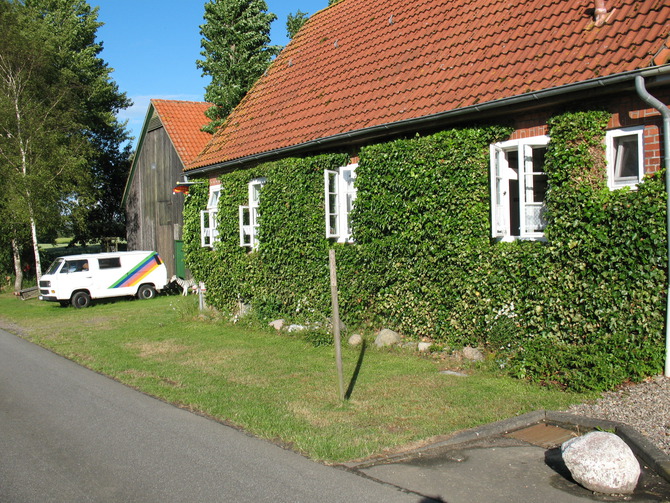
(95, 0), (328, 148)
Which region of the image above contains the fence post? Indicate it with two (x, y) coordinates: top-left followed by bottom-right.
(329, 249), (345, 401)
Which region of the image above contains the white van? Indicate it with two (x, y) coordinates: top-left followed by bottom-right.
(39, 251), (168, 308)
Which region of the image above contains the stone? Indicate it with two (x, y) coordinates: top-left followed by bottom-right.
(561, 431), (640, 494)
(287, 324), (307, 332)
(418, 342), (432, 352)
(374, 328), (401, 347)
(348, 333), (363, 346)
(328, 318), (347, 332)
(268, 319), (285, 331)
(462, 346), (484, 361)
(440, 370), (468, 377)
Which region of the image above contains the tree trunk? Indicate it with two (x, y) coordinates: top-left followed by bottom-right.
(11, 237), (23, 294)
(30, 214), (42, 281)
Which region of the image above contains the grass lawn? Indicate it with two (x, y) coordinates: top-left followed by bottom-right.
(0, 292), (588, 462)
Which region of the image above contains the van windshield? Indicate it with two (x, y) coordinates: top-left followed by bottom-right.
(45, 259), (64, 275)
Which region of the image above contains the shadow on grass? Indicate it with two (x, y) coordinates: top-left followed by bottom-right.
(345, 339), (366, 400)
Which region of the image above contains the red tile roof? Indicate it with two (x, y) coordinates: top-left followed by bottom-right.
(188, 0), (670, 171)
(151, 99), (211, 166)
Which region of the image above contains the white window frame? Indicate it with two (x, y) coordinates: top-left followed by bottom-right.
(606, 126), (644, 190)
(200, 184), (220, 248)
(324, 163), (357, 243)
(490, 136), (549, 241)
(239, 177), (266, 249)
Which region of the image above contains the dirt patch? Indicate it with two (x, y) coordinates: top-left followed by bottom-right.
(125, 340), (190, 359)
(0, 317), (29, 337)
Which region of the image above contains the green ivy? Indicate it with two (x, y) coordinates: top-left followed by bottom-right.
(183, 113), (667, 391)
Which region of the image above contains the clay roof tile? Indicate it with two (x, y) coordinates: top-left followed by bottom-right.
(188, 0), (670, 171)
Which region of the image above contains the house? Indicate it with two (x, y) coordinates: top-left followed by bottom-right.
(177, 0), (670, 388)
(123, 99), (211, 278)
(185, 0), (670, 240)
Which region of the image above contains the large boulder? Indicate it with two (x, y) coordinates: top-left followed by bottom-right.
(462, 346), (484, 361)
(374, 329), (401, 347)
(561, 431), (640, 494)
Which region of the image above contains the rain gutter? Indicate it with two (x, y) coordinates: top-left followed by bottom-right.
(185, 65), (670, 178)
(635, 75), (670, 378)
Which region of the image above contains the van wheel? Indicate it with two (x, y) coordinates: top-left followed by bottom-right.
(137, 284), (156, 300)
(59, 300), (70, 308)
(71, 291), (91, 309)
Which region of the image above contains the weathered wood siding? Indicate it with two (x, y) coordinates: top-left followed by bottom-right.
(125, 125), (185, 278)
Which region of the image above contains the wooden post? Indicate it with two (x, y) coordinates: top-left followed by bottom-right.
(329, 249), (345, 401)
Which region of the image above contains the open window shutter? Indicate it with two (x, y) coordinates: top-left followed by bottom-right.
(324, 170), (339, 238)
(210, 210), (219, 244)
(490, 146), (506, 238)
(342, 167), (357, 240)
(200, 210), (209, 247)
(239, 206), (252, 247)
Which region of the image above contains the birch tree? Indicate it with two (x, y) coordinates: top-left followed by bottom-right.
(0, 1), (88, 289)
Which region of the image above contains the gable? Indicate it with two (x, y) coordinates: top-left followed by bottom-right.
(151, 100), (212, 167)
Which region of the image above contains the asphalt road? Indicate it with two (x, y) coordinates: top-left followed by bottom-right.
(0, 328), (428, 503)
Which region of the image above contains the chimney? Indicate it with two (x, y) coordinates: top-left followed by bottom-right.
(594, 0), (608, 26)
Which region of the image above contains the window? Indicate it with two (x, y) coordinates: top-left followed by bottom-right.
(324, 163), (357, 242)
(239, 178), (266, 249)
(98, 257), (121, 269)
(606, 127), (644, 189)
(490, 136), (549, 240)
(200, 184), (220, 247)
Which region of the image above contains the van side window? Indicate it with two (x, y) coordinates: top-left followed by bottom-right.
(98, 257), (121, 269)
(63, 260), (89, 273)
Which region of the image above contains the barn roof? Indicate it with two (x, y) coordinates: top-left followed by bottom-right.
(150, 100), (212, 167)
(122, 100), (211, 206)
(188, 0), (670, 173)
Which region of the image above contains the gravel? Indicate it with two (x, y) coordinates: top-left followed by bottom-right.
(565, 375), (670, 456)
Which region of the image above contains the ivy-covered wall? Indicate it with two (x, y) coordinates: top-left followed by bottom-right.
(184, 111), (667, 391)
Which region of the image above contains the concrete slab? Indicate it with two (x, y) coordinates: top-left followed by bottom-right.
(346, 412), (670, 503)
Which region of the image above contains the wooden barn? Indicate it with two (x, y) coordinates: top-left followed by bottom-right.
(122, 99), (211, 278)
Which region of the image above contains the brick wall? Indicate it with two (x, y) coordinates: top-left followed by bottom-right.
(507, 88), (669, 174)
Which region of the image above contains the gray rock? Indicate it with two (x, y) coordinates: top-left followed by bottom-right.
(268, 319), (285, 331)
(561, 431), (640, 494)
(440, 370), (468, 377)
(418, 342), (432, 352)
(287, 324), (307, 332)
(328, 318), (347, 332)
(374, 328), (401, 347)
(348, 333), (363, 346)
(462, 346), (484, 361)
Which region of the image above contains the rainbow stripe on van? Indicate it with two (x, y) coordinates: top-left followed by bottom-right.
(109, 253), (163, 289)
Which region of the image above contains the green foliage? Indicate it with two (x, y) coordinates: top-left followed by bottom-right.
(0, 0), (131, 284)
(286, 10), (309, 39)
(197, 0), (280, 133)
(184, 113), (667, 391)
(24, 0), (132, 244)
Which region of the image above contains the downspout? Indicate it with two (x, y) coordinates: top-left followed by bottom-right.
(635, 75), (670, 377)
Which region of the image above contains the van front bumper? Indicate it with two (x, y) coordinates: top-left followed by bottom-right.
(39, 295), (58, 302)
